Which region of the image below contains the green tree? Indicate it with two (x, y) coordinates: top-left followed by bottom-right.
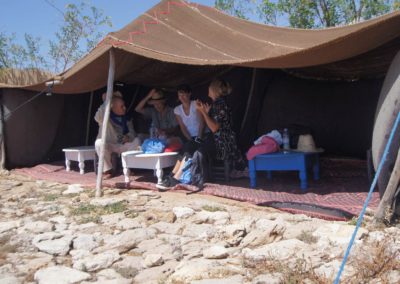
(215, 0), (400, 28)
(0, 0), (111, 73)
(215, 0), (256, 19)
(48, 1), (112, 73)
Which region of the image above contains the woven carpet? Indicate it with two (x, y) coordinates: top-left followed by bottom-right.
(14, 157), (380, 221)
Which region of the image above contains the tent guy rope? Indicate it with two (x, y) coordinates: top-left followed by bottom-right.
(334, 109), (400, 284)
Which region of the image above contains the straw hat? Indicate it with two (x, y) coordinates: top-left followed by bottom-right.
(148, 90), (166, 105)
(295, 134), (324, 153)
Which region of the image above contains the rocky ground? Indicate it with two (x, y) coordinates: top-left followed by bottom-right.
(0, 170), (399, 284)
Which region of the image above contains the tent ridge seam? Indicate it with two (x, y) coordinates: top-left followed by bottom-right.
(106, 35), (242, 63)
(190, 4), (303, 50)
(143, 12), (243, 60)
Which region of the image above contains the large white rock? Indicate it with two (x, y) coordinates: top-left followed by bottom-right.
(0, 180), (22, 190)
(136, 238), (165, 254)
(96, 268), (127, 280)
(170, 259), (241, 283)
(63, 184), (85, 195)
(32, 232), (62, 243)
(33, 234), (73, 256)
(100, 213), (126, 226)
(241, 229), (282, 248)
(255, 219), (286, 236)
(7, 252), (53, 274)
(314, 260), (355, 280)
(70, 249), (92, 262)
(0, 220), (21, 233)
(182, 224), (217, 239)
(22, 221), (54, 233)
(203, 245), (229, 259)
(313, 223), (368, 246)
(90, 197), (126, 207)
(82, 279), (131, 284)
(172, 207), (195, 218)
(243, 239), (309, 262)
(73, 234), (99, 251)
(194, 211), (231, 225)
(133, 260), (178, 284)
(144, 254), (164, 268)
(150, 221), (184, 235)
(73, 250), (121, 272)
(0, 274), (22, 284)
(115, 218), (142, 230)
(112, 256), (143, 278)
(98, 228), (156, 253)
(182, 240), (207, 259)
(191, 275), (244, 284)
(222, 224), (247, 246)
(34, 266), (91, 284)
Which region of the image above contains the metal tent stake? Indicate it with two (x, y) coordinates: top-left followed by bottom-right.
(95, 49), (116, 197)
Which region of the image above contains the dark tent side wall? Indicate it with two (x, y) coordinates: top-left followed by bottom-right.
(2, 89), (91, 168)
(249, 70), (383, 158)
(1, 66), (383, 168)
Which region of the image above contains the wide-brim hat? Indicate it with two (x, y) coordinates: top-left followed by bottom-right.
(294, 134), (324, 153)
(148, 91), (166, 105)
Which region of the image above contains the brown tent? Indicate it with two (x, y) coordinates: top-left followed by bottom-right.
(2, 0), (399, 93)
(1, 0), (400, 175)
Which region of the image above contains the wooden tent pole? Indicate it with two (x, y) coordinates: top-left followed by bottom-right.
(95, 49), (115, 197)
(374, 147), (400, 222)
(85, 91), (94, 146)
(0, 101), (5, 170)
(240, 68), (257, 133)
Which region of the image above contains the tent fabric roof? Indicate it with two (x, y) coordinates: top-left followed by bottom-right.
(5, 0), (400, 93)
(0, 69), (53, 88)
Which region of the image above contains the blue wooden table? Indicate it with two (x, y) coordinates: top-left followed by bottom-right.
(248, 151), (320, 191)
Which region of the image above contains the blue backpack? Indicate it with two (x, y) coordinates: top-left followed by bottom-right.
(179, 158), (193, 184)
(141, 138), (166, 154)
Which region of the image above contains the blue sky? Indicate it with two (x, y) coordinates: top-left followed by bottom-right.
(0, 0), (216, 44)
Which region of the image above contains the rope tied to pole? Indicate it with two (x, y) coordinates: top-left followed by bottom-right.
(334, 110), (400, 283)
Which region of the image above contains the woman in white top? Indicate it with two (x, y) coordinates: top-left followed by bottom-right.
(156, 85), (205, 191)
(174, 84), (204, 142)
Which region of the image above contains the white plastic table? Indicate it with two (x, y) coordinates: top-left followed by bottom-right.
(121, 151), (178, 184)
(62, 146), (96, 174)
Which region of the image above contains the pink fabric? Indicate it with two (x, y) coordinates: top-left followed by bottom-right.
(246, 136), (279, 160)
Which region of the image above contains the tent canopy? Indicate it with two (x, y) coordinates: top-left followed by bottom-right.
(4, 0), (400, 93)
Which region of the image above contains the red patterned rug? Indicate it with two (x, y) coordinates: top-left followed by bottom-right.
(15, 158), (380, 221)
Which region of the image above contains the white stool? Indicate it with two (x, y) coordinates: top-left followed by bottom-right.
(62, 146), (96, 174)
(121, 151), (178, 184)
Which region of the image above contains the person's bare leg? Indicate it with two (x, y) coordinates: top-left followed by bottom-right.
(173, 157), (188, 180)
(171, 160), (182, 175)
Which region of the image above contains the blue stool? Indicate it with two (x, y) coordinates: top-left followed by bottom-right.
(248, 151), (320, 191)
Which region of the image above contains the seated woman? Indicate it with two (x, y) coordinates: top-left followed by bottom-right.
(196, 78), (247, 177)
(135, 88), (178, 139)
(95, 91), (141, 179)
(155, 85), (205, 191)
(174, 84), (205, 154)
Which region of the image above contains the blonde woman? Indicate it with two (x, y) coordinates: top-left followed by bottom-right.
(196, 79), (247, 177)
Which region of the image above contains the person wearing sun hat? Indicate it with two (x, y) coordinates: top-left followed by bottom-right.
(135, 88), (178, 138)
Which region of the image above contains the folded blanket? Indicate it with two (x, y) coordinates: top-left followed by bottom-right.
(247, 136), (279, 160)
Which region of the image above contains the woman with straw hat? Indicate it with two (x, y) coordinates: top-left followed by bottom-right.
(135, 88), (178, 138)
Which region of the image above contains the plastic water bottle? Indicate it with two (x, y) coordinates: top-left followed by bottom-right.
(149, 122), (156, 138)
(283, 128), (290, 151)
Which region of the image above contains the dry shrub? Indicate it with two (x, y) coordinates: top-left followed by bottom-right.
(243, 255), (332, 283)
(347, 237), (400, 283)
(297, 230), (318, 244)
(0, 234), (17, 262)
